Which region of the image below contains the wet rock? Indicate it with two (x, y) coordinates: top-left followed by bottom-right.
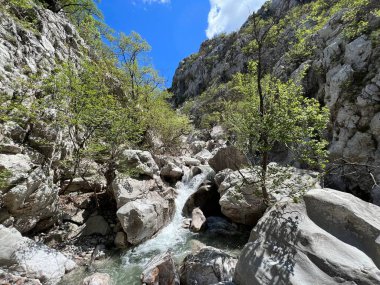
(82, 273), (111, 285)
(114, 231), (128, 248)
(190, 207), (206, 232)
(234, 189), (380, 285)
(180, 247), (237, 285)
(209, 146), (248, 172)
(0, 225), (76, 284)
(206, 216), (240, 236)
(141, 251), (179, 285)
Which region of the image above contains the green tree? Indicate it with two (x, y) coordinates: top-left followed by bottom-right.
(45, 60), (142, 193)
(225, 61), (329, 202)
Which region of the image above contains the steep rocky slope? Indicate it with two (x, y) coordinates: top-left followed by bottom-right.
(171, 0), (380, 201)
(0, 2), (85, 233)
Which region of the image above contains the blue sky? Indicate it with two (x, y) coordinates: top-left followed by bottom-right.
(98, 0), (266, 86)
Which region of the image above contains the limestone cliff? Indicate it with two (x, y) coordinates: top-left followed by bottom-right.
(171, 0), (380, 201)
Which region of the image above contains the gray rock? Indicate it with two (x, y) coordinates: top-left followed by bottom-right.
(180, 247), (237, 285)
(195, 149), (213, 164)
(344, 35), (372, 71)
(141, 251), (179, 285)
(234, 189), (380, 285)
(182, 156), (201, 167)
(82, 215), (110, 236)
(160, 162), (184, 181)
(117, 150), (159, 178)
(190, 207), (206, 232)
(116, 189), (175, 245)
(82, 273), (111, 285)
(218, 164), (320, 225)
(114, 231), (128, 248)
(209, 146), (248, 172)
(0, 225), (76, 285)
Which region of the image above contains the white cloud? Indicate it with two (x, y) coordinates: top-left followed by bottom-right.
(142, 0), (170, 4)
(206, 0), (266, 39)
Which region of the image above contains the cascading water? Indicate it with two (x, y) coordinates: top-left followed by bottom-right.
(59, 167), (248, 285)
(119, 170), (211, 283)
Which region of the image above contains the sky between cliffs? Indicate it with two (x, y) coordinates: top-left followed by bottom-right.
(98, 0), (266, 86)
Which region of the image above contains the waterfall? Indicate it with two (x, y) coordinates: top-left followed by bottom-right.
(121, 170), (210, 268)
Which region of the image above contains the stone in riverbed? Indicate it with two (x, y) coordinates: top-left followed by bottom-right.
(180, 246), (237, 285)
(82, 273), (111, 285)
(141, 251), (179, 285)
(190, 207), (206, 232)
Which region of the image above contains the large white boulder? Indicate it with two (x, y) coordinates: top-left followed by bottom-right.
(234, 189), (380, 285)
(113, 174), (176, 245)
(0, 225), (76, 285)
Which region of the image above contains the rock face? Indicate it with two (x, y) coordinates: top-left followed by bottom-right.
(0, 225), (76, 285)
(113, 173), (176, 245)
(209, 146), (248, 172)
(234, 189), (380, 285)
(141, 251), (179, 285)
(0, 5), (84, 89)
(171, 0), (380, 200)
(0, 154), (59, 233)
(180, 247), (238, 285)
(217, 164), (320, 225)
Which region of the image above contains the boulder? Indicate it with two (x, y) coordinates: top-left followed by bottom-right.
(234, 189), (380, 285)
(180, 247), (237, 285)
(160, 162), (184, 182)
(141, 251), (179, 285)
(218, 164), (320, 225)
(190, 207), (206, 232)
(61, 177), (104, 193)
(209, 146), (248, 172)
(0, 225), (76, 285)
(0, 270), (42, 285)
(0, 154), (59, 233)
(182, 157), (201, 167)
(117, 150), (159, 178)
(116, 190), (175, 245)
(81, 215), (110, 236)
(114, 231), (128, 248)
(82, 273), (111, 285)
(195, 149), (213, 164)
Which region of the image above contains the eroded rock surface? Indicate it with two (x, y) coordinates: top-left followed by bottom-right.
(234, 189), (380, 285)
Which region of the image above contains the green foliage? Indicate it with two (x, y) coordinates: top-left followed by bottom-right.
(0, 169), (12, 190)
(285, 0), (371, 62)
(224, 61), (329, 199)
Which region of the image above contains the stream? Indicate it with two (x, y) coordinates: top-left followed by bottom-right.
(59, 170), (249, 285)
